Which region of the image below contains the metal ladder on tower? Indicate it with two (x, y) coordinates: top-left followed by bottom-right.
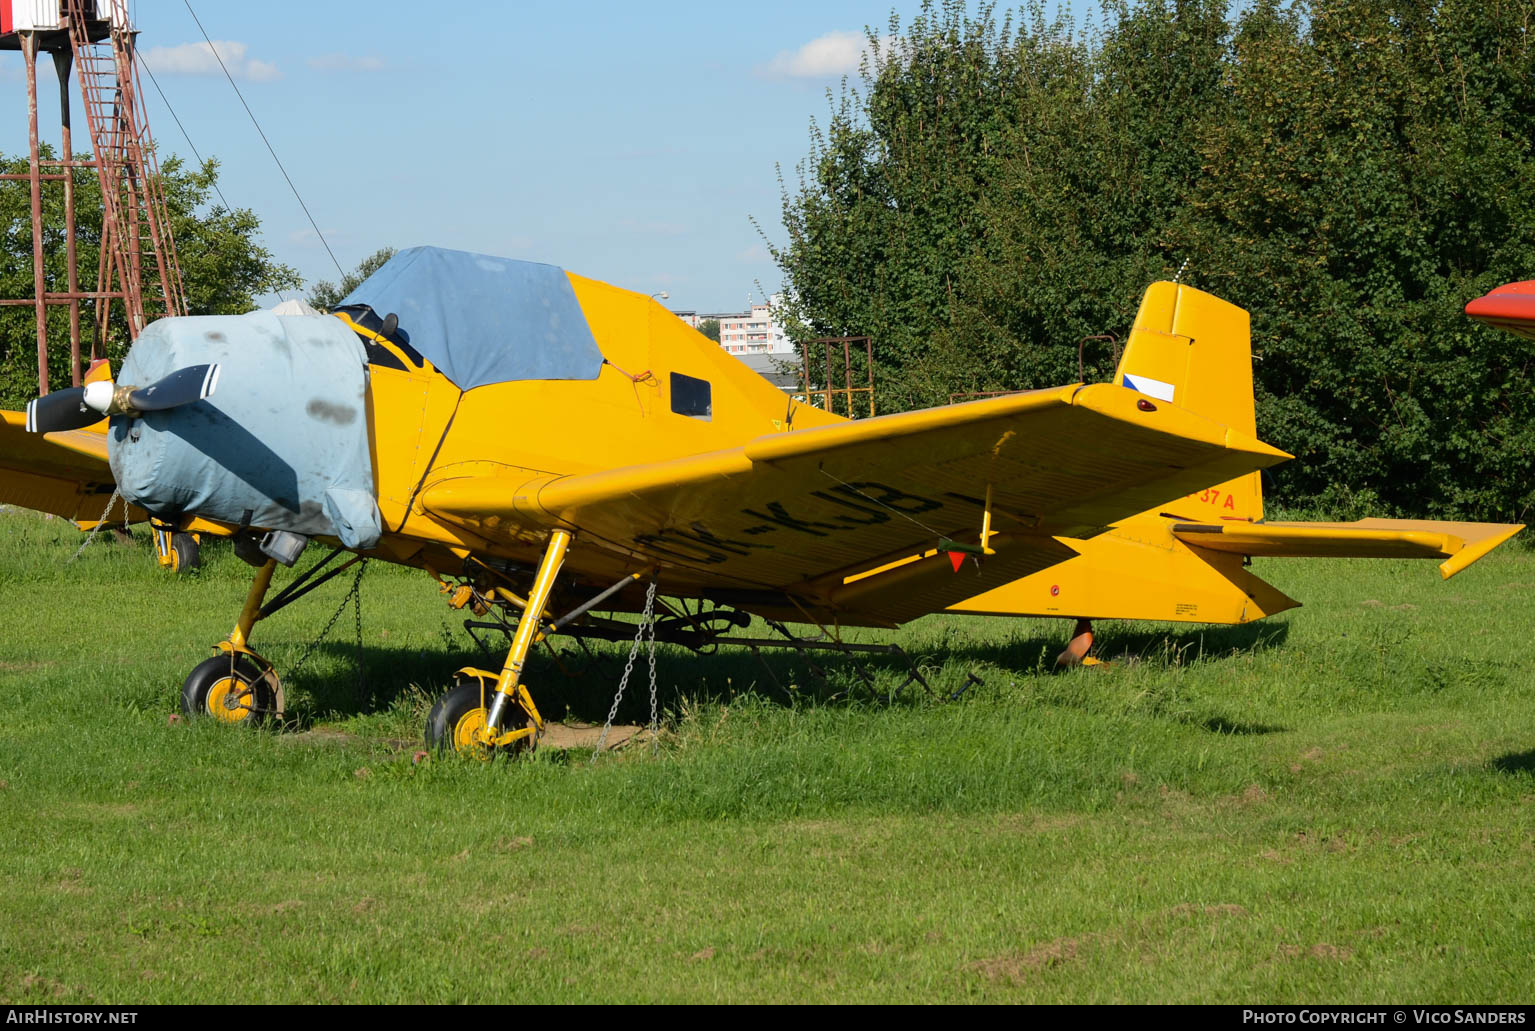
(64, 0), (192, 572)
(65, 0), (186, 346)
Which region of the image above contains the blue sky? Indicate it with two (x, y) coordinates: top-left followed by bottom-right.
(0, 1), (1065, 313)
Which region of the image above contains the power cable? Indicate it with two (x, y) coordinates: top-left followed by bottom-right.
(180, 0), (346, 280)
(137, 54), (229, 212)
(138, 51), (287, 301)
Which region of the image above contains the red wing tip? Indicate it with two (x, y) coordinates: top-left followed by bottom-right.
(1466, 282), (1535, 322)
(1485, 280), (1535, 297)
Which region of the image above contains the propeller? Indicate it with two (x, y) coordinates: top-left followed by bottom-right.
(127, 362), (221, 412)
(24, 363), (221, 434)
(25, 389), (94, 433)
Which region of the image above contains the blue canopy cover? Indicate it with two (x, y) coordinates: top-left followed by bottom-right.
(339, 246), (605, 390)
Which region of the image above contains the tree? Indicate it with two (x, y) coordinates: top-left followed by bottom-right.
(771, 0), (1234, 405)
(770, 0), (1535, 520)
(697, 318), (721, 342)
(768, 0), (1052, 410)
(307, 247), (397, 311)
(0, 150), (300, 408)
(1168, 0), (1535, 518)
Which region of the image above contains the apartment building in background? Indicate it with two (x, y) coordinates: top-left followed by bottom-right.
(670, 296), (798, 393)
(672, 296), (792, 355)
(717, 297), (790, 355)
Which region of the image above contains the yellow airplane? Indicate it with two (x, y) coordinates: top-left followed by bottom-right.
(0, 247), (1520, 754)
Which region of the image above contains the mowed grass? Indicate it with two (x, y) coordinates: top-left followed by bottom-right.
(0, 507), (1532, 1003)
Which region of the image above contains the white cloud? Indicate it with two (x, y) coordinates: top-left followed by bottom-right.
(737, 243), (771, 263)
(759, 30), (878, 79)
(307, 54), (388, 72)
(289, 227), (348, 247)
(140, 40), (279, 82)
(617, 217), (688, 238)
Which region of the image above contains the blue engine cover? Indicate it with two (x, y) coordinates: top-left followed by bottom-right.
(108, 312), (383, 550)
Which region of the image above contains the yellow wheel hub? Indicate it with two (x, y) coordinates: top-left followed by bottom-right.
(450, 705), (494, 760)
(205, 676), (257, 725)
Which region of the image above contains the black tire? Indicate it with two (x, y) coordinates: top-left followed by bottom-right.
(181, 655), (275, 726)
(169, 532), (200, 574)
(425, 678), (535, 759)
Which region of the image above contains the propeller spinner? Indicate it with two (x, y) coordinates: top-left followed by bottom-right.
(24, 363), (221, 434)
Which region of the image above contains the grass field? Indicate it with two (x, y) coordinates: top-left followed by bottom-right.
(1, 507), (1532, 1003)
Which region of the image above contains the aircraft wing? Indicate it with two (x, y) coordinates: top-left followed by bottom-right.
(0, 409), (132, 523)
(1172, 518), (1523, 580)
(422, 383), (1292, 616)
(1466, 280), (1535, 340)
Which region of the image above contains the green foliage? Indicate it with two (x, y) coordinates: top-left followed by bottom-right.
(307, 246), (397, 311)
(0, 151), (300, 408)
(771, 0), (1535, 520)
(697, 317), (721, 342)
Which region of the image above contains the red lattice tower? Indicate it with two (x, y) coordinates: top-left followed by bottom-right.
(2, 0), (186, 394)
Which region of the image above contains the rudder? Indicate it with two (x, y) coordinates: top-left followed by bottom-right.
(1115, 282), (1264, 522)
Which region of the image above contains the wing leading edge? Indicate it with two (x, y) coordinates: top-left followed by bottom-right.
(0, 409), (133, 523)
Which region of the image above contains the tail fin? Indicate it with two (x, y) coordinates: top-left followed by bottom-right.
(1115, 281), (1264, 522)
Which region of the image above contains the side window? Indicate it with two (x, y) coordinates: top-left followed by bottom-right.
(670, 372), (712, 420)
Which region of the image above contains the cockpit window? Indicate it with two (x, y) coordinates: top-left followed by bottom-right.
(671, 373), (712, 420)
(333, 303), (430, 373)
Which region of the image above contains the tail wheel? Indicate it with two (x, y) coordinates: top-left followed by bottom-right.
(425, 678), (536, 759)
(169, 532), (200, 574)
(182, 655), (276, 725)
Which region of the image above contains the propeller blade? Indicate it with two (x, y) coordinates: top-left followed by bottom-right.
(24, 387), (98, 434)
(127, 363), (221, 412)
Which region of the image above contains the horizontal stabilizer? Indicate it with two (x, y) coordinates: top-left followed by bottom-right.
(1172, 519), (1523, 579)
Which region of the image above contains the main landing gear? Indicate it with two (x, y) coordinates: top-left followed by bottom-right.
(181, 557), (284, 723)
(421, 529), (572, 758)
(178, 547), (366, 724)
(182, 654), (274, 725)
(177, 529), (574, 760)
